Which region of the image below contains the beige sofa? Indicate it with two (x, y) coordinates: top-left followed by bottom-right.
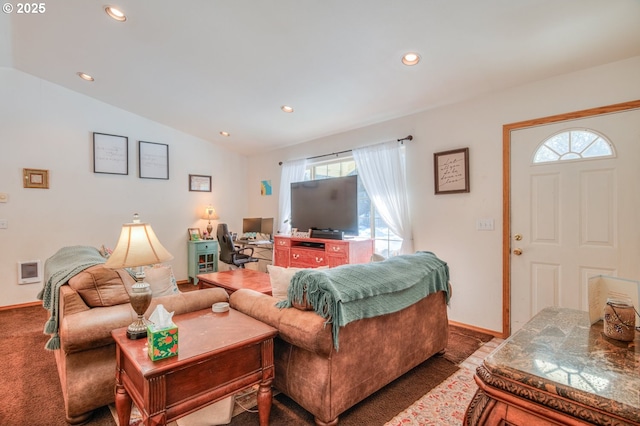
(229, 284), (449, 426)
(53, 265), (229, 424)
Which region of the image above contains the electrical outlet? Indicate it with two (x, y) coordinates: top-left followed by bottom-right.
(0, 219), (7, 229)
(476, 218), (494, 231)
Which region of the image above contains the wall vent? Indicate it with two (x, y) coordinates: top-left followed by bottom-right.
(18, 260), (41, 284)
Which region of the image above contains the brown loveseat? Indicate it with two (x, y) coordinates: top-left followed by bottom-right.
(229, 253), (450, 426)
(52, 266), (229, 424)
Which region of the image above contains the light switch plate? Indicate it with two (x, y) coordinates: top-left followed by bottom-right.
(0, 220), (7, 229)
(476, 218), (494, 231)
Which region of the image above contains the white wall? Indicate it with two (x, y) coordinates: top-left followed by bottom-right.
(0, 67), (248, 306)
(245, 56), (640, 334)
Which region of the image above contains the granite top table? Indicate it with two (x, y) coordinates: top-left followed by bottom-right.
(465, 306), (639, 425)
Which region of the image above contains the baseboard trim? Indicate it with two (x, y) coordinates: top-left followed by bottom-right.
(448, 320), (503, 338)
(0, 300), (42, 311)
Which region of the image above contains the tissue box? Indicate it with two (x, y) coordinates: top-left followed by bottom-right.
(147, 323), (178, 361)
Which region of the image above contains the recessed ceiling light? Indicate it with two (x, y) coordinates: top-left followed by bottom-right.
(281, 105), (294, 113)
(219, 131), (230, 137)
(105, 6), (126, 21)
(401, 52), (421, 66)
(77, 72), (94, 82)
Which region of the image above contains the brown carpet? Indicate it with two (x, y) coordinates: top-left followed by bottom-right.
(0, 304), (115, 426)
(0, 304), (492, 426)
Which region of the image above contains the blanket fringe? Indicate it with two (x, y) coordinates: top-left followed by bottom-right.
(45, 334), (60, 351)
(44, 318), (57, 335)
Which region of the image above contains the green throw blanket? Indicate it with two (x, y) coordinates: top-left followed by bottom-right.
(276, 251), (450, 350)
(37, 246), (106, 350)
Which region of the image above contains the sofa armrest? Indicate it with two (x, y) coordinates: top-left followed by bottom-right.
(59, 284), (90, 316)
(230, 289), (333, 356)
(59, 287), (229, 354)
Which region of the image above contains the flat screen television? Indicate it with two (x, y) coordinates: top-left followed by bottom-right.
(290, 175), (358, 236)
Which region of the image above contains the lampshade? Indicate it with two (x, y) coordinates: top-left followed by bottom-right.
(105, 216), (174, 269)
(202, 205), (218, 220)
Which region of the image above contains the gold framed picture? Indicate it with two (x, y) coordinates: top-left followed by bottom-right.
(23, 168), (49, 189)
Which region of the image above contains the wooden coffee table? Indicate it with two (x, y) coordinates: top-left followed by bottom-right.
(112, 308), (277, 426)
(198, 269), (272, 295)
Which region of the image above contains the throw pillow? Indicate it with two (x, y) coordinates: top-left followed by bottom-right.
(143, 264), (179, 297)
(267, 265), (306, 301)
(68, 265), (134, 307)
(267, 265), (327, 309)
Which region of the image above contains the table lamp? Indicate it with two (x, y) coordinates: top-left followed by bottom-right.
(202, 205), (218, 238)
(105, 214), (174, 339)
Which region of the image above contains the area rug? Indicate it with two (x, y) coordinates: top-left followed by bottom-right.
(385, 367), (477, 425)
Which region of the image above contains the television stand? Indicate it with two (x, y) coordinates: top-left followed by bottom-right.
(274, 235), (373, 268)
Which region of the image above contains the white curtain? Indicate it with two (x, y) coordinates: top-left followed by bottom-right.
(353, 141), (414, 254)
(278, 158), (307, 235)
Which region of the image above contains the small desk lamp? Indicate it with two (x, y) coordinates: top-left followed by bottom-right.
(105, 214), (174, 339)
(203, 205), (218, 238)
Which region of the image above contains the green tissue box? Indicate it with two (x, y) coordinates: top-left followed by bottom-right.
(147, 323), (178, 361)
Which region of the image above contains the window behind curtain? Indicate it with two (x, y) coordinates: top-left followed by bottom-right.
(304, 157), (402, 257)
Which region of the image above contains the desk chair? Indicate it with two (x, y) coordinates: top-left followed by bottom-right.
(217, 223), (259, 269)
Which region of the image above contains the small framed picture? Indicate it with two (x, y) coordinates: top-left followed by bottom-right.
(189, 174), (212, 192)
(188, 228), (202, 241)
(23, 168), (49, 189)
(434, 148), (470, 194)
(139, 141), (169, 179)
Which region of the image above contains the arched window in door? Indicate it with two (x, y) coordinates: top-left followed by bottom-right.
(533, 129), (615, 164)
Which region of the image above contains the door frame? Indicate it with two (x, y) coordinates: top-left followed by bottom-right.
(501, 99), (640, 338)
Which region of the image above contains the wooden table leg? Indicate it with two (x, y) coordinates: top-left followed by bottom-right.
(115, 383), (132, 426)
(257, 378), (273, 426)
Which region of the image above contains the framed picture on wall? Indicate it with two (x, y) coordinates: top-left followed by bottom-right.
(93, 132), (128, 175)
(434, 148), (470, 194)
(23, 168), (49, 189)
(189, 174), (211, 192)
(139, 141), (169, 179)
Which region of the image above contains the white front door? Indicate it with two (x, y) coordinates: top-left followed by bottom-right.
(510, 109), (640, 333)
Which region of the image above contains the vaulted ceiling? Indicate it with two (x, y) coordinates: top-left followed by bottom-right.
(3, 0), (640, 155)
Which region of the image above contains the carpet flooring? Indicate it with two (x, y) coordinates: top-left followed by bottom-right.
(0, 303), (493, 426)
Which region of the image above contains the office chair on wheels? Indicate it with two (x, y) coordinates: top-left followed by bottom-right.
(217, 223), (259, 269)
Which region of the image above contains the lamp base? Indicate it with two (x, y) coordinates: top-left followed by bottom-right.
(126, 317), (149, 340)
(126, 328), (148, 340)
(126, 280), (152, 340)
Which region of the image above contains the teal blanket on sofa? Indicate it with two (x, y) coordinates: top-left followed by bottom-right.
(277, 251), (450, 349)
(37, 246), (106, 350)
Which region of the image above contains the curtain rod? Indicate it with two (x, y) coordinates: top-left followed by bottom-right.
(278, 135), (412, 166)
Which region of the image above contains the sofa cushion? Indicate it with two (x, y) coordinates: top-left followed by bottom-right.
(67, 265), (134, 307)
(143, 264), (179, 297)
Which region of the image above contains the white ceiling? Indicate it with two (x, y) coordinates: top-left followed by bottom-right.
(4, 0), (640, 155)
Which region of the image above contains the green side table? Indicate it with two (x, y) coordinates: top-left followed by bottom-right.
(188, 240), (218, 284)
